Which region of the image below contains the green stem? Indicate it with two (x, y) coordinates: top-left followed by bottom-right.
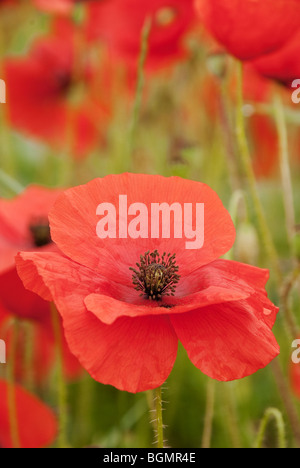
(0, 26), (16, 175)
(23, 322), (34, 392)
(7, 322), (21, 449)
(219, 80), (242, 192)
(271, 359), (300, 447)
(201, 379), (215, 448)
(235, 61), (282, 282)
(280, 268), (300, 340)
(128, 17), (152, 159)
(0, 168), (24, 195)
(154, 386), (164, 448)
(255, 407), (286, 449)
(222, 382), (242, 448)
(273, 93), (296, 246)
(273, 94), (300, 338)
(51, 304), (69, 449)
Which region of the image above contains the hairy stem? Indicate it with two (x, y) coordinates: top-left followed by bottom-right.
(255, 407), (286, 449)
(154, 386), (164, 448)
(128, 17), (152, 159)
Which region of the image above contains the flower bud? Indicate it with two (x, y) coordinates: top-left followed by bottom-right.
(235, 223), (259, 265)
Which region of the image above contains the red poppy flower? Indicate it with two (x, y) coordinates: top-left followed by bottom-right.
(86, 0), (196, 70)
(0, 379), (57, 448)
(34, 0), (97, 15)
(0, 185), (60, 321)
(249, 115), (279, 178)
(16, 174), (279, 393)
(0, 186), (82, 382)
(5, 19), (109, 158)
(34, 0), (80, 15)
(251, 29), (300, 87)
(195, 0), (300, 60)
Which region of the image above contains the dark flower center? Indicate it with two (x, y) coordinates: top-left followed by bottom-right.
(54, 70), (73, 95)
(29, 218), (52, 247)
(130, 250), (180, 301)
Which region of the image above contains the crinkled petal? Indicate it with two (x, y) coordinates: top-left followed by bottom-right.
(85, 286), (249, 325)
(49, 174), (236, 284)
(177, 259), (278, 329)
(17, 251), (249, 325)
(16, 251), (178, 393)
(170, 298), (279, 381)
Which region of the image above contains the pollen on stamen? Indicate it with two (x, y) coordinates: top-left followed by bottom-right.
(129, 250), (180, 301)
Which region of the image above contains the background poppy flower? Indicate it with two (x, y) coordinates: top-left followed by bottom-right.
(0, 186), (82, 382)
(34, 0), (85, 15)
(291, 355), (300, 400)
(16, 174), (279, 393)
(86, 0), (197, 70)
(5, 19), (109, 158)
(0, 185), (60, 321)
(251, 29), (300, 87)
(195, 0), (300, 60)
(0, 379), (57, 448)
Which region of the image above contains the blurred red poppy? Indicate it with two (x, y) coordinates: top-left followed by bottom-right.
(0, 379), (57, 448)
(16, 174), (279, 393)
(251, 30), (300, 87)
(34, 0), (80, 14)
(86, 0), (196, 70)
(291, 354), (300, 400)
(5, 19), (109, 158)
(0, 185), (60, 321)
(34, 0), (96, 15)
(249, 115), (279, 178)
(195, 0), (300, 60)
(0, 186), (82, 382)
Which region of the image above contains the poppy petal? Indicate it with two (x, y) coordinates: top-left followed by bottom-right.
(0, 186), (61, 245)
(16, 251), (178, 393)
(177, 259), (278, 329)
(195, 0), (300, 60)
(86, 0), (196, 69)
(49, 174), (236, 282)
(85, 286), (249, 325)
(170, 298), (279, 381)
(17, 250), (249, 325)
(0, 379), (57, 448)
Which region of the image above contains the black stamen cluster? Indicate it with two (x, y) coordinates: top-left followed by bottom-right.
(130, 250), (180, 301)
